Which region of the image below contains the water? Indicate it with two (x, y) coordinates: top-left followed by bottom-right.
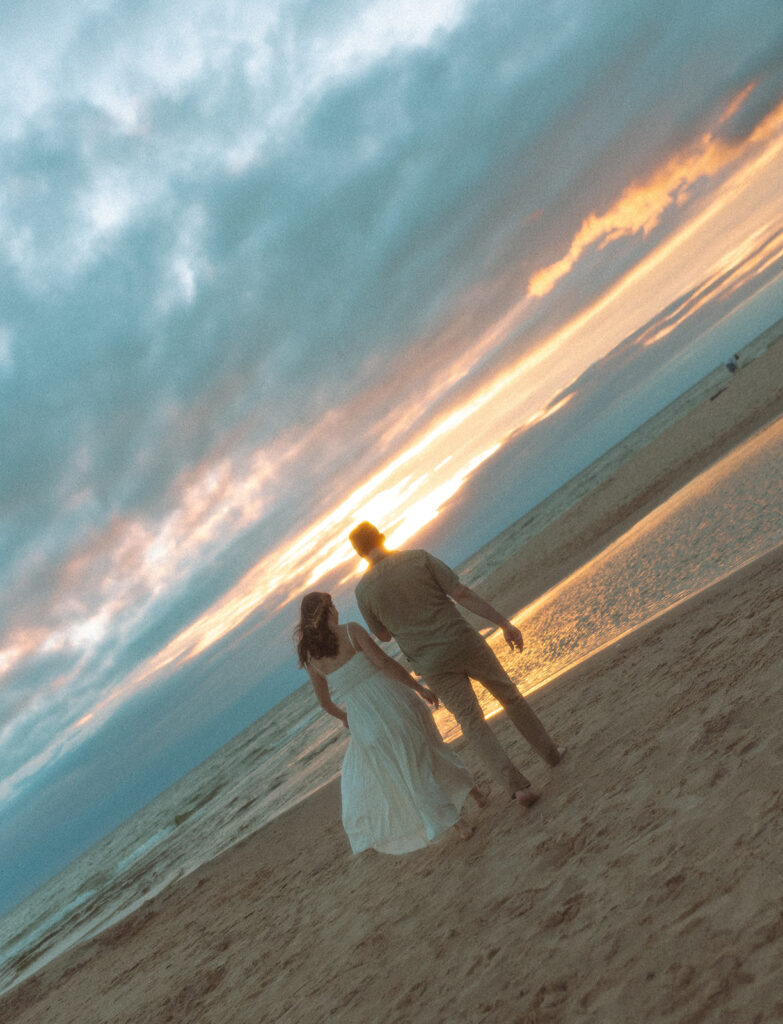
(488, 413), (783, 712)
(1, 412), (781, 996)
(458, 318), (780, 589)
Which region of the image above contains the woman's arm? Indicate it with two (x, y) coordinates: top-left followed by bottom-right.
(306, 664), (349, 728)
(348, 622), (439, 708)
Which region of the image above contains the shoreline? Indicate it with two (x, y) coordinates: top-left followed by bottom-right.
(465, 317), (783, 617)
(2, 324), (783, 1020)
(3, 542), (781, 1022)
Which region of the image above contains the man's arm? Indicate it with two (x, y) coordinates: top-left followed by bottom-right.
(356, 587), (393, 642)
(449, 582), (524, 652)
(349, 623), (438, 708)
(371, 623), (393, 642)
(358, 605), (392, 642)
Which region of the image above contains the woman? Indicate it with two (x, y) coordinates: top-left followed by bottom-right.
(296, 592), (488, 853)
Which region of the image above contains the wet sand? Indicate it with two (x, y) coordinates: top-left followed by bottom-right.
(3, 544), (781, 1024)
(2, 331), (782, 1024)
(476, 319), (783, 616)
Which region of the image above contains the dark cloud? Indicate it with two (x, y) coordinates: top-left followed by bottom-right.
(717, 64), (783, 142)
(5, 1), (782, 538)
(2, 0), (783, 912)
(422, 245), (783, 568)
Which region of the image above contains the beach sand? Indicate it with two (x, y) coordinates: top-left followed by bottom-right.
(474, 319), (783, 617)
(2, 336), (782, 1024)
(3, 544), (781, 1024)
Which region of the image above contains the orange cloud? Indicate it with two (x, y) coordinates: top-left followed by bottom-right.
(528, 83), (782, 299)
(24, 84), (783, 726)
(108, 338), (577, 700)
(0, 629), (50, 678)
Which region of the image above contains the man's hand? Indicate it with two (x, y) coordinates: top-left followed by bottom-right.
(450, 583), (525, 652)
(419, 687), (440, 709)
(503, 624), (524, 652)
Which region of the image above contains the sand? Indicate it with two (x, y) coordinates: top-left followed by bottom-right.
(476, 319), (783, 617)
(3, 544), (781, 1024)
(2, 336), (782, 1024)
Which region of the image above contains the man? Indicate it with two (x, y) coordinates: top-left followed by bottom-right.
(349, 522), (564, 807)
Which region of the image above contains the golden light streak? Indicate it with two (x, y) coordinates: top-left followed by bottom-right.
(524, 392), (575, 428)
(384, 443), (503, 546)
(520, 111), (783, 372)
(640, 222), (783, 347)
(528, 84), (783, 300)
(106, 108), (783, 701)
(21, 81), (783, 728)
(110, 334), (574, 701)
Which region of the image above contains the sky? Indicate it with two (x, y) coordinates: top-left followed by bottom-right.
(2, 0), (783, 914)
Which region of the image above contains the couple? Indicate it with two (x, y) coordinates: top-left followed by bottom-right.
(296, 522), (564, 853)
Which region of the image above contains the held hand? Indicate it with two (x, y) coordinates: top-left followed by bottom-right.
(503, 624), (524, 652)
(420, 687), (440, 710)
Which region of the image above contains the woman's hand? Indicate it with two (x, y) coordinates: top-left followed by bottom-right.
(419, 686), (440, 709)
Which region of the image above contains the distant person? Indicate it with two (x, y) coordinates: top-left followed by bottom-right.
(349, 522), (564, 808)
(297, 592), (490, 852)
(726, 353), (740, 373)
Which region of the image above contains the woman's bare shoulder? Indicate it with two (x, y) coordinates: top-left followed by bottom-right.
(345, 619), (369, 633)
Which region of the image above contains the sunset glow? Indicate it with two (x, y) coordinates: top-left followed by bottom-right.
(107, 140), (783, 702)
(4, 0), (783, 918)
(4, 86), (783, 720)
(528, 90), (783, 300)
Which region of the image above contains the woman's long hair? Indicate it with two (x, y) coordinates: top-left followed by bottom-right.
(295, 591), (339, 666)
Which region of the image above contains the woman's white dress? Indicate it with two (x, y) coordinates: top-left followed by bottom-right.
(325, 647), (474, 854)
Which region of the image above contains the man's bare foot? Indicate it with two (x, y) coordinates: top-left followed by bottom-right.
(470, 782), (491, 808)
(513, 787), (540, 808)
(453, 819), (475, 841)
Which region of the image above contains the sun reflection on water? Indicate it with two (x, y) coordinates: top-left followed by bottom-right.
(433, 414), (783, 741)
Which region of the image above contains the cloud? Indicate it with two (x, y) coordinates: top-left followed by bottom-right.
(2, 0), (783, 909)
(421, 230), (783, 567)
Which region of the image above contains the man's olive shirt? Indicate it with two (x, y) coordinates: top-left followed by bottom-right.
(355, 549), (488, 676)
